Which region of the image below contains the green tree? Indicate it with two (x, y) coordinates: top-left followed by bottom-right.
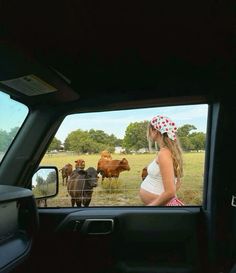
(190, 132), (206, 152)
(8, 127), (19, 141)
(107, 133), (120, 146)
(179, 136), (194, 151)
(0, 127), (20, 152)
(123, 121), (149, 151)
(36, 175), (45, 186)
(64, 129), (116, 153)
(45, 171), (57, 195)
(48, 137), (62, 152)
(88, 130), (120, 147)
(46, 171), (57, 184)
(79, 138), (99, 153)
(64, 130), (90, 151)
(114, 137), (123, 147)
(35, 175), (48, 196)
(0, 129), (10, 152)
(177, 124), (197, 137)
(89, 129), (108, 144)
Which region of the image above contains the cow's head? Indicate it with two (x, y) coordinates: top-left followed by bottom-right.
(64, 163), (73, 173)
(120, 158), (130, 171)
(75, 159), (85, 169)
(78, 167), (98, 188)
(100, 150), (112, 160)
(65, 163), (73, 169)
(141, 167), (148, 180)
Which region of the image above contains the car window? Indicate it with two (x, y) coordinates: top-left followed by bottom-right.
(0, 91), (29, 163)
(39, 104), (208, 207)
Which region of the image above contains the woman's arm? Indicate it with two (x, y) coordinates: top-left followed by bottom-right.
(147, 149), (176, 206)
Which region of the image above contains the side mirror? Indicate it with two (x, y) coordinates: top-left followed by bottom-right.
(32, 166), (59, 204)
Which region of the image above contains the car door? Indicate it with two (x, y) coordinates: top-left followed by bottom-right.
(24, 207), (205, 273)
(5, 101), (215, 273)
(1, 88), (234, 273)
(0, 0), (235, 271)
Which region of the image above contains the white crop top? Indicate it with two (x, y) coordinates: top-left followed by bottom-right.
(140, 160), (164, 195)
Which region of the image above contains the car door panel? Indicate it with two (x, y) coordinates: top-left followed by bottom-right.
(13, 207), (206, 273)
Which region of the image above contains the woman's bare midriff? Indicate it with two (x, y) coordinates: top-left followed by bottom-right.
(139, 188), (159, 205)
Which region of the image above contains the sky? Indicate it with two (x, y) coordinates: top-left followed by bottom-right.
(0, 91), (208, 143)
(55, 104), (208, 142)
(0, 92), (29, 132)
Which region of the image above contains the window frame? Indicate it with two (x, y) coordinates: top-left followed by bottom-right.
(38, 102), (210, 208)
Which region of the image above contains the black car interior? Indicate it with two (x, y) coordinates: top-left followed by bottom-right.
(0, 1), (236, 273)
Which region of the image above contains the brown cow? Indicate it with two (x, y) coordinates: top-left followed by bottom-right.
(97, 158), (130, 181)
(74, 159), (85, 170)
(67, 167), (98, 207)
(59, 163), (73, 186)
(141, 167), (148, 181)
(100, 150), (112, 160)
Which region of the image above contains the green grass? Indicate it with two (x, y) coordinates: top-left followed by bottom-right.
(40, 152), (205, 207)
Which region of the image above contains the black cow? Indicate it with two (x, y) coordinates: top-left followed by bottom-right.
(67, 167), (98, 207)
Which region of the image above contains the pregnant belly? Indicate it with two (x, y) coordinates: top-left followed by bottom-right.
(139, 188), (159, 205)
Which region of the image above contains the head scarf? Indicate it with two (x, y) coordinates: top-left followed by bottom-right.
(150, 115), (178, 141)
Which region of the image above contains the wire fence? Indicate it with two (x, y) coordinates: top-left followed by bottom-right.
(43, 179), (203, 208)
(40, 152), (205, 207)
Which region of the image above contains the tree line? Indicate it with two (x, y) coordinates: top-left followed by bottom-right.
(0, 123), (205, 154)
(48, 122), (206, 153)
(32, 171), (57, 197)
(0, 127), (19, 152)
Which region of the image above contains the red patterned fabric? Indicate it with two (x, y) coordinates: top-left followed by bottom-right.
(166, 197), (184, 206)
(150, 115), (178, 141)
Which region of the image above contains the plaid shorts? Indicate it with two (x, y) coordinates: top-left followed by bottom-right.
(166, 197), (184, 206)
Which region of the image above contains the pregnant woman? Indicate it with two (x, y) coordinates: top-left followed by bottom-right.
(140, 115), (184, 206)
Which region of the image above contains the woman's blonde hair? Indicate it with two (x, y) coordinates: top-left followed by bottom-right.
(147, 123), (184, 178)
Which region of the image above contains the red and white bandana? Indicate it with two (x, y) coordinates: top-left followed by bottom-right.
(150, 115), (178, 141)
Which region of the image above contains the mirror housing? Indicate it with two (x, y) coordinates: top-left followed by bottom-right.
(32, 166), (59, 202)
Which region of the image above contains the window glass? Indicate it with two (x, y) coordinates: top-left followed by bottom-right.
(40, 104), (208, 207)
(0, 91), (29, 163)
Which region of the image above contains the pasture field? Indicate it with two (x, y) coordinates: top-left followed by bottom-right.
(40, 152), (205, 207)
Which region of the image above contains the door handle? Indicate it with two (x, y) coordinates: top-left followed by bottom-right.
(81, 219), (114, 235)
